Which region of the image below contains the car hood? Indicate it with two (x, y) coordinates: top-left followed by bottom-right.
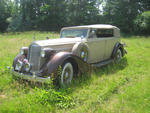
(33, 38), (82, 50)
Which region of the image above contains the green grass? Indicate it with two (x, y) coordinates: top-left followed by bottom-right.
(0, 32), (150, 113)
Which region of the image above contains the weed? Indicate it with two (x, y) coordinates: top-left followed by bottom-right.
(28, 88), (75, 109)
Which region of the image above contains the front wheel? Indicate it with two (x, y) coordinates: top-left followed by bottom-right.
(115, 48), (122, 62)
(60, 62), (73, 86)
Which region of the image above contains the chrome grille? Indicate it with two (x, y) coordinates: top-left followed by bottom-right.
(28, 44), (41, 73)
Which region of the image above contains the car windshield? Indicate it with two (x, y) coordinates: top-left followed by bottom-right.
(60, 29), (88, 38)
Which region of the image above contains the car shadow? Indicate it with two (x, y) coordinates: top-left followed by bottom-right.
(93, 57), (128, 76)
(59, 57), (128, 93)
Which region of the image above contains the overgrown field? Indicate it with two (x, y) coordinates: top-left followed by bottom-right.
(0, 32), (150, 113)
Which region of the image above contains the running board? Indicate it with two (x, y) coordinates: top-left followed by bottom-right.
(92, 59), (114, 68)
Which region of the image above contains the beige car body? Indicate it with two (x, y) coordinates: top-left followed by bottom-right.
(35, 24), (120, 64)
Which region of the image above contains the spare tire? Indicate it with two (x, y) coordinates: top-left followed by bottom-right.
(72, 43), (89, 62)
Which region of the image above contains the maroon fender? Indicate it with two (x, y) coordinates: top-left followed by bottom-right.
(47, 52), (90, 76)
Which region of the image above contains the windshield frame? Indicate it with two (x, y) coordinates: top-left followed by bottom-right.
(60, 28), (90, 39)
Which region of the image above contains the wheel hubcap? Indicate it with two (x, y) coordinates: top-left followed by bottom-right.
(65, 72), (69, 78)
(61, 63), (73, 85)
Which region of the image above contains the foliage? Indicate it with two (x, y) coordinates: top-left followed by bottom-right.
(7, 16), (24, 32)
(134, 11), (150, 35)
(138, 0), (150, 11)
(0, 0), (11, 32)
(0, 0), (150, 34)
(102, 0), (140, 33)
(6, 0), (100, 32)
(28, 88), (75, 109)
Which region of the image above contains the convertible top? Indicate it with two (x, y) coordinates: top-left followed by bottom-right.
(62, 24), (119, 30)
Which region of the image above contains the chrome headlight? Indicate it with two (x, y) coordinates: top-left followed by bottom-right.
(20, 47), (28, 55)
(41, 49), (45, 58)
(20, 49), (24, 55)
(15, 60), (23, 71)
(24, 63), (31, 72)
(41, 48), (55, 58)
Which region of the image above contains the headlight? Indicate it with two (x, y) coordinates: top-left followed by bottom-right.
(41, 49), (45, 58)
(41, 48), (55, 58)
(20, 47), (28, 55)
(24, 63), (31, 72)
(15, 60), (23, 71)
(20, 49), (24, 55)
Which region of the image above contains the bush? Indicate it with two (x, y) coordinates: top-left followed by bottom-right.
(28, 88), (75, 109)
(134, 11), (150, 35)
(7, 16), (24, 32)
(7, 15), (35, 32)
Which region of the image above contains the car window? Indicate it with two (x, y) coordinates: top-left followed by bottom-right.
(96, 29), (114, 38)
(61, 29), (88, 38)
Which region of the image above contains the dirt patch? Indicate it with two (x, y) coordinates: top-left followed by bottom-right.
(0, 95), (7, 99)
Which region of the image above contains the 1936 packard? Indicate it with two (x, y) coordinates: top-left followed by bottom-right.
(12, 24), (127, 85)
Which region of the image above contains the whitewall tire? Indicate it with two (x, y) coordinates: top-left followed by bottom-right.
(61, 62), (73, 85)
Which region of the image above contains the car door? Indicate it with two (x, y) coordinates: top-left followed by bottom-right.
(86, 29), (106, 63)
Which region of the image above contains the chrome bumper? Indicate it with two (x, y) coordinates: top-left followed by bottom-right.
(11, 70), (51, 83)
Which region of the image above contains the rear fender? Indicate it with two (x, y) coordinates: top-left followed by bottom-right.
(112, 42), (126, 58)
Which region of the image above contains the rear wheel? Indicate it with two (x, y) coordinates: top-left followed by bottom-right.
(60, 62), (73, 86)
(115, 48), (122, 62)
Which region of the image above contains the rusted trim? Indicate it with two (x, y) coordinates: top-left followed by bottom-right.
(11, 70), (51, 83)
(47, 52), (72, 74)
(47, 52), (90, 77)
(13, 52), (90, 80)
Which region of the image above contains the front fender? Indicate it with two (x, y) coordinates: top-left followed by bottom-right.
(47, 52), (89, 76)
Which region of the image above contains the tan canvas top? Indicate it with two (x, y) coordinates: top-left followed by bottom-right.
(62, 24), (119, 30)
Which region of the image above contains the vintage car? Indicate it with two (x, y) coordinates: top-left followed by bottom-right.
(12, 24), (127, 85)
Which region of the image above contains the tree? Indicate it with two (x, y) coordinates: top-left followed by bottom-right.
(66, 0), (100, 26)
(138, 0), (150, 11)
(3, 0), (150, 34)
(103, 0), (140, 33)
(0, 0), (11, 32)
(134, 11), (150, 34)
(7, 0), (102, 31)
(37, 0), (67, 31)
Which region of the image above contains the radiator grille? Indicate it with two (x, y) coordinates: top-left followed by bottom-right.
(28, 44), (41, 73)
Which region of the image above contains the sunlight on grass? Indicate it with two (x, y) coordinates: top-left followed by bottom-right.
(0, 32), (150, 113)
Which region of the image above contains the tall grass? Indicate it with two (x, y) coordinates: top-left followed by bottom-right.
(0, 32), (150, 113)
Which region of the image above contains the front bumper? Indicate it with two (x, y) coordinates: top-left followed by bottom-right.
(11, 70), (51, 83)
